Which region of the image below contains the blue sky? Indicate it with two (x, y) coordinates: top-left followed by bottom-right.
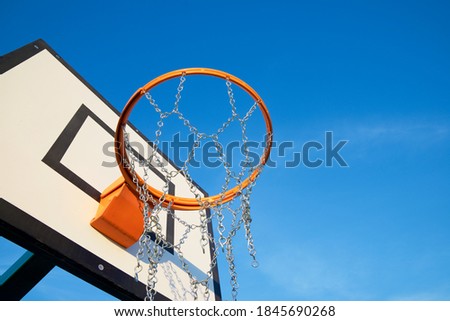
(1, 0), (450, 300)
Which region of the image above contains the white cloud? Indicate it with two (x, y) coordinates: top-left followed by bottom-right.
(387, 284), (450, 301)
(257, 243), (375, 300)
(351, 120), (449, 145)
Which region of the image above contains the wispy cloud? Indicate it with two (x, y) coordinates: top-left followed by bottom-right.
(388, 288), (450, 301)
(257, 239), (450, 301)
(258, 243), (375, 300)
(354, 121), (449, 144)
(335, 118), (450, 161)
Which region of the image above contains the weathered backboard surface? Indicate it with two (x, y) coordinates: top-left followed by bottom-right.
(0, 40), (221, 300)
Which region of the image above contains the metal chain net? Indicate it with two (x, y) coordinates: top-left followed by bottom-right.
(124, 74), (264, 301)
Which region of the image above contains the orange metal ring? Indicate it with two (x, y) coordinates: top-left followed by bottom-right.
(115, 68), (273, 210)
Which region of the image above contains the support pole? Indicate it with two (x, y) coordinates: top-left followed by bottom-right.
(0, 251), (55, 300)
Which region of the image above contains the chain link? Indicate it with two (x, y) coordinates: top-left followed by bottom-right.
(126, 75), (263, 301)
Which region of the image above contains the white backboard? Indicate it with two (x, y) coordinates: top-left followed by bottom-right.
(0, 40), (221, 300)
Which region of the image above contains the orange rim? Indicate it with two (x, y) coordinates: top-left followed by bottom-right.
(116, 68), (273, 210)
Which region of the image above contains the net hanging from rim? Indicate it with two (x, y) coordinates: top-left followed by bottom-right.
(118, 68), (273, 300)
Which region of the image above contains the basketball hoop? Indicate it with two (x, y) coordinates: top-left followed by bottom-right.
(91, 68), (273, 300)
(116, 68), (273, 210)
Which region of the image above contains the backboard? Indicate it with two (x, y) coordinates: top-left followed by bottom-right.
(0, 40), (221, 300)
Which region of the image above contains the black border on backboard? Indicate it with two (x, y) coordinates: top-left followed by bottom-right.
(41, 103), (177, 253)
(0, 39), (221, 301)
